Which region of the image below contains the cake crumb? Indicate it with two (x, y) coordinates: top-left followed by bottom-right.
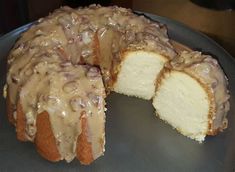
(3, 84), (7, 99)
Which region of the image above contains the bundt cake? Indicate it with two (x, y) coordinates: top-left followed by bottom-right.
(5, 5), (176, 164)
(4, 5), (229, 165)
(153, 51), (230, 142)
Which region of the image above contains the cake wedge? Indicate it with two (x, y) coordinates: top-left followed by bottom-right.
(153, 51), (230, 142)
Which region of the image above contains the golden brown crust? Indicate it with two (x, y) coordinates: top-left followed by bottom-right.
(207, 119), (228, 135)
(207, 129), (220, 136)
(76, 114), (94, 165)
(155, 67), (171, 93)
(6, 92), (15, 125)
(16, 101), (27, 141)
(35, 111), (61, 162)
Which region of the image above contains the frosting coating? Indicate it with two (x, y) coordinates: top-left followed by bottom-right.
(6, 5), (175, 162)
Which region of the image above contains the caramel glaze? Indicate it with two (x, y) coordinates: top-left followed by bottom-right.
(171, 40), (192, 53)
(6, 5), (176, 162)
(14, 64), (106, 162)
(166, 51), (230, 134)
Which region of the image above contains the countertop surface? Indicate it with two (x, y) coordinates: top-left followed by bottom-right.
(132, 0), (235, 57)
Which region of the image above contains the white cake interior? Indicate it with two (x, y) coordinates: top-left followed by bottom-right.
(152, 71), (210, 142)
(114, 50), (167, 100)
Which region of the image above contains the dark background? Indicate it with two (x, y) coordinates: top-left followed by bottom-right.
(0, 0), (234, 56)
(0, 0), (132, 34)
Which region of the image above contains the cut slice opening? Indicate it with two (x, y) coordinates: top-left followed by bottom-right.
(114, 50), (168, 100)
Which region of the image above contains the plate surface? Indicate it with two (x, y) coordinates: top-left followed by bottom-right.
(0, 13), (235, 172)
